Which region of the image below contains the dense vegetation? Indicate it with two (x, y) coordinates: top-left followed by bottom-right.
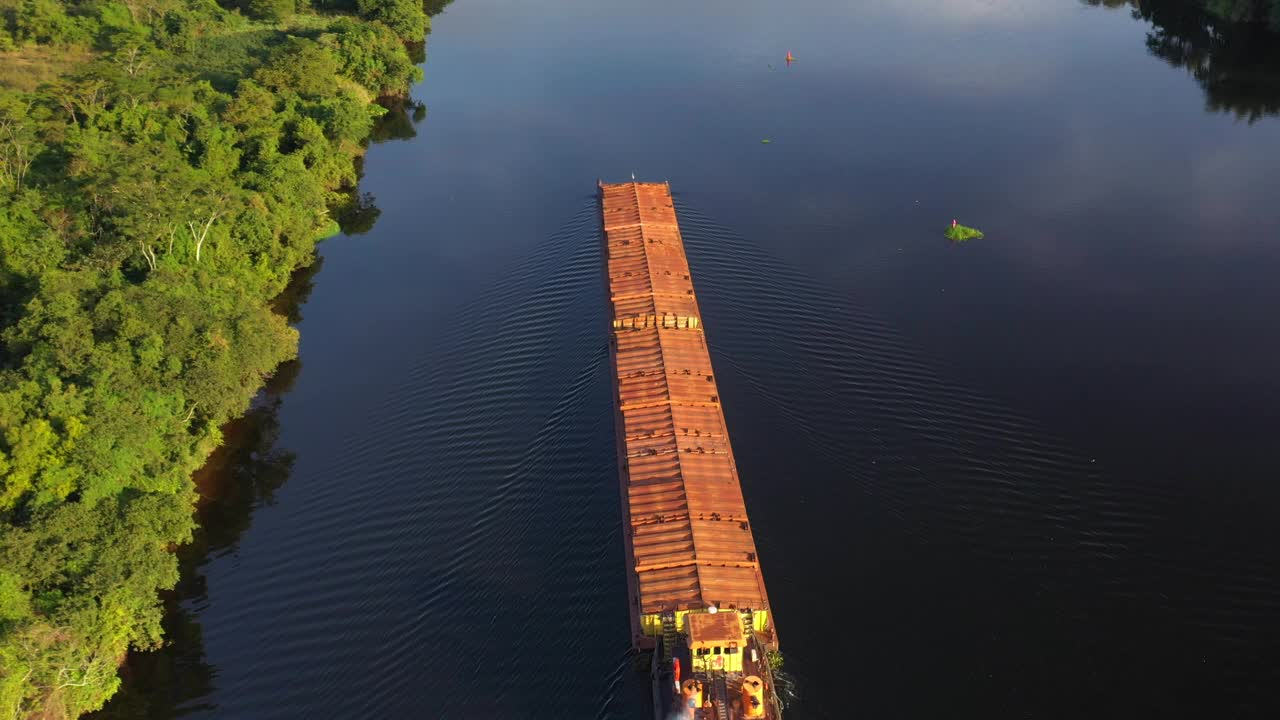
(0, 0), (436, 715)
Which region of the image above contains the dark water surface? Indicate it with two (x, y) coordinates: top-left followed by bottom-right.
(99, 0), (1280, 717)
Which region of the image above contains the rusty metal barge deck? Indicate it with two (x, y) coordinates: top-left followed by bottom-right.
(600, 181), (781, 720)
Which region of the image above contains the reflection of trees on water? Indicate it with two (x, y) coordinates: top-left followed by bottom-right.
(335, 192), (382, 235)
(422, 0), (455, 15)
(372, 96), (428, 143)
(91, 6), (445, 714)
(89, 376), (298, 719)
(331, 94), (428, 236)
(88, 283), (312, 719)
(1086, 0), (1280, 122)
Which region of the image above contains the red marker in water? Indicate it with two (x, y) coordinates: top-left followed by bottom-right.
(785, 51), (795, 65)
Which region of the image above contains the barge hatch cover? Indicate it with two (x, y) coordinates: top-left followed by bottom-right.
(600, 181), (773, 629)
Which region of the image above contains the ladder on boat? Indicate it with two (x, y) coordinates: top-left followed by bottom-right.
(661, 612), (678, 661)
(711, 674), (730, 720)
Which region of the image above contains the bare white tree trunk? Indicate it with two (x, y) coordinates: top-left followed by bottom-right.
(139, 240), (157, 271)
(0, 119), (32, 193)
(117, 46), (149, 77)
(188, 212), (221, 263)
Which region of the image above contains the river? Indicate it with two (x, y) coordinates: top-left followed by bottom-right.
(94, 0), (1280, 717)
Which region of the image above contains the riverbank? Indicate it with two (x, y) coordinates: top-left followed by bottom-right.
(0, 2), (445, 716)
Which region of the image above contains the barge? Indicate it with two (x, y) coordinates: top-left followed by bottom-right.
(600, 181), (783, 720)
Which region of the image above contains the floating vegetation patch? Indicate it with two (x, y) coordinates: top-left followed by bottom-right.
(945, 222), (984, 242)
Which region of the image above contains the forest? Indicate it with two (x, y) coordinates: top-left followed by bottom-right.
(0, 0), (437, 716)
(0, 0), (1274, 717)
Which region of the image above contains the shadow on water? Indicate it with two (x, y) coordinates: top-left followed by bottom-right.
(88, 364), (300, 720)
(369, 96), (429, 144)
(1086, 0), (1280, 121)
(91, 7), (451, 710)
(330, 94), (429, 236)
(421, 0), (455, 16)
(87, 260), (320, 719)
(333, 192), (381, 236)
(90, 197), (648, 719)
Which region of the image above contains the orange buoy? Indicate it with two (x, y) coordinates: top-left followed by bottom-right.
(785, 51), (795, 64)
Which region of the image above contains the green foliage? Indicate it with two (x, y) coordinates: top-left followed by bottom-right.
(14, 0), (89, 46)
(356, 0), (427, 41)
(767, 649), (784, 672)
(255, 36), (341, 97)
(0, 492), (194, 717)
(0, 0), (429, 716)
(241, 0), (296, 22)
(0, 192), (64, 289)
(325, 17), (422, 95)
(944, 223), (984, 242)
(155, 10), (196, 52)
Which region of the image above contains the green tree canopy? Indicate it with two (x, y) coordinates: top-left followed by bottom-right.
(0, 0), (437, 715)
